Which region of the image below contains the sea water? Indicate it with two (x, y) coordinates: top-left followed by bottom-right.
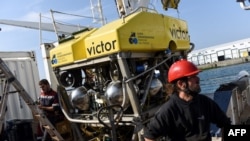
(199, 62), (250, 95)
(199, 62), (250, 135)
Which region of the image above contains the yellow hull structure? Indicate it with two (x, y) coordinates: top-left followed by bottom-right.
(50, 28), (97, 67)
(50, 10), (190, 68)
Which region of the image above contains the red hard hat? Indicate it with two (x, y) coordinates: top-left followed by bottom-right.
(168, 59), (201, 83)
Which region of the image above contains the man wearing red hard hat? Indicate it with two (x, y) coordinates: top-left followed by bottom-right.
(144, 59), (231, 141)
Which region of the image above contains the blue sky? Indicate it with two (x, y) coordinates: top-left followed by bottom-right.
(1, 0), (250, 79)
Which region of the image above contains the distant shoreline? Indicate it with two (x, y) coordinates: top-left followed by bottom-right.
(197, 56), (250, 70)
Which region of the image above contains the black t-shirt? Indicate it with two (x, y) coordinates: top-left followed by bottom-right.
(143, 94), (231, 141)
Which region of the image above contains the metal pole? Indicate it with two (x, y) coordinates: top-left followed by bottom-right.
(39, 13), (42, 46)
(50, 9), (59, 41)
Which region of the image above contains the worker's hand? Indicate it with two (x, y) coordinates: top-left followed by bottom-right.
(38, 105), (46, 110)
(38, 105), (54, 111)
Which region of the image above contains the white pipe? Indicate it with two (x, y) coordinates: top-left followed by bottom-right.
(239, 1), (250, 10)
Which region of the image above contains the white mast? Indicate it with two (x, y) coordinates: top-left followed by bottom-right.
(90, 0), (106, 25)
(115, 0), (150, 17)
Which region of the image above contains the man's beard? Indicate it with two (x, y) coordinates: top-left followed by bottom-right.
(188, 85), (201, 97)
